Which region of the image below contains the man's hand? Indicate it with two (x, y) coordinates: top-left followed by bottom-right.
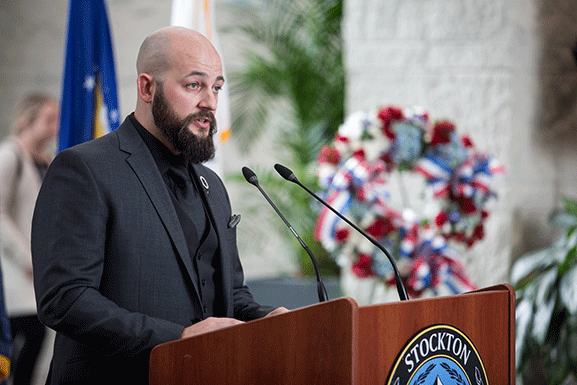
(179, 308), (290, 340)
(265, 307), (289, 317)
(180, 317), (244, 340)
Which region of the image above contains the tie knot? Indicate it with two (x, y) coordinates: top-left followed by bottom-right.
(167, 166), (187, 182)
(166, 167), (193, 199)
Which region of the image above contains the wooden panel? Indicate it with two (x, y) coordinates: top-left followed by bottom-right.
(354, 284), (515, 384)
(150, 298), (358, 385)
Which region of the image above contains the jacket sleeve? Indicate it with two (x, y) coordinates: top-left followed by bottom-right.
(31, 148), (184, 357)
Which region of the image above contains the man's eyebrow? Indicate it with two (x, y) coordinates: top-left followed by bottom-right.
(186, 71), (225, 83)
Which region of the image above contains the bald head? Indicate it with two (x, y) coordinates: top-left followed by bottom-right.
(134, 26), (224, 155)
(136, 26), (219, 79)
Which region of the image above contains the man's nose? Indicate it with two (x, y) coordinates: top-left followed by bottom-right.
(199, 89), (217, 111)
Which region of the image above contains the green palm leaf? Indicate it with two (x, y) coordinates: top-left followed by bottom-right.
(221, 0), (344, 276)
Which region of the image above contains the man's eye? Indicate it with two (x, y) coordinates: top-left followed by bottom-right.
(187, 82), (199, 89)
(213, 85), (222, 93)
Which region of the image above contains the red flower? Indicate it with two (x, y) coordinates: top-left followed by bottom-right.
(435, 212), (449, 227)
(430, 120), (455, 146)
(380, 152), (395, 172)
(334, 133), (349, 143)
(335, 228), (349, 242)
(352, 254), (374, 277)
(461, 135), (474, 148)
(356, 188), (366, 201)
(318, 145), (340, 165)
(378, 106), (404, 140)
(366, 217), (396, 239)
(451, 233), (466, 243)
(461, 224), (485, 248)
(472, 223), (485, 241)
(353, 149), (366, 160)
(458, 197), (477, 214)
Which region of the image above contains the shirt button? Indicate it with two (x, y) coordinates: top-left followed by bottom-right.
(201, 279), (206, 286)
(203, 306), (208, 313)
(197, 252), (202, 260)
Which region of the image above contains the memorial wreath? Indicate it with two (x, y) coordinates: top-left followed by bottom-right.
(315, 106), (505, 298)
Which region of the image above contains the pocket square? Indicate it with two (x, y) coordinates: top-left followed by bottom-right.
(228, 214), (241, 228)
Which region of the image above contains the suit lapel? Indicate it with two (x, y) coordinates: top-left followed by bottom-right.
(116, 121), (202, 305)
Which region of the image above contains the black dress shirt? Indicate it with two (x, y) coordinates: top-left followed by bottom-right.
(129, 114), (221, 318)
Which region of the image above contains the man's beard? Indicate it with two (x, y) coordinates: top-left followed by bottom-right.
(151, 82), (217, 164)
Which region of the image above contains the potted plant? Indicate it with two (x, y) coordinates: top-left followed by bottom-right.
(512, 197), (577, 384)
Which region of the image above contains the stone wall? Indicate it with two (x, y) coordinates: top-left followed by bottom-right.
(0, 0), (67, 134)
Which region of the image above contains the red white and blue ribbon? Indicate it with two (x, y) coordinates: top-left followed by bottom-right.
(315, 105), (504, 298)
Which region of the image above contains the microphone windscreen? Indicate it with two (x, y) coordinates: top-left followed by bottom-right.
(274, 163), (296, 181)
(242, 166), (258, 185)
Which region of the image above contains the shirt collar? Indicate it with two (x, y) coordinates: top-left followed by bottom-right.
(129, 113), (187, 174)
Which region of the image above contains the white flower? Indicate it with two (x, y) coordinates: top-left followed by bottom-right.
(338, 111), (368, 140)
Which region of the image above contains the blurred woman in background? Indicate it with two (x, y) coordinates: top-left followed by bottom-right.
(0, 93), (58, 385)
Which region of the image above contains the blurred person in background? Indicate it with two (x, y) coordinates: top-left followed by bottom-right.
(0, 92), (58, 385)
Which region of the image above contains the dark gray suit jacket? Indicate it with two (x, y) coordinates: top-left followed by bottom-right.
(31, 117), (273, 384)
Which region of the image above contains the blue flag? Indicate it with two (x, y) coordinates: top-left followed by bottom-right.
(59, 0), (120, 152)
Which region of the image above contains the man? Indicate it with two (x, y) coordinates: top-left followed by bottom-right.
(31, 27), (287, 384)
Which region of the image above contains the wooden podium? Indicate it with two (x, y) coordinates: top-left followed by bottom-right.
(149, 284), (515, 384)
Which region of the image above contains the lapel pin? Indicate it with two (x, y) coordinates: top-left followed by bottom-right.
(200, 175), (209, 195)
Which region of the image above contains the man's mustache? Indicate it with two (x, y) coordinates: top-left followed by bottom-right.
(182, 110), (217, 135)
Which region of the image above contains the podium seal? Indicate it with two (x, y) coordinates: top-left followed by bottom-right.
(386, 325), (488, 385)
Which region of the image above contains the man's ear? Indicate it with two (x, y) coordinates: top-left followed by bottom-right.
(137, 73), (155, 104)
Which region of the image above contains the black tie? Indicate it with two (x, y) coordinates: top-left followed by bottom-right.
(165, 166), (219, 317)
(166, 166), (196, 207)
(165, 166), (208, 240)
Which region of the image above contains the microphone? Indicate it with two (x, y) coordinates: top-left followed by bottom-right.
(242, 166), (329, 303)
(274, 163), (410, 301)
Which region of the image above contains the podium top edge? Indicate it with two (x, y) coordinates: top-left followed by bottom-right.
(356, 283), (515, 309)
